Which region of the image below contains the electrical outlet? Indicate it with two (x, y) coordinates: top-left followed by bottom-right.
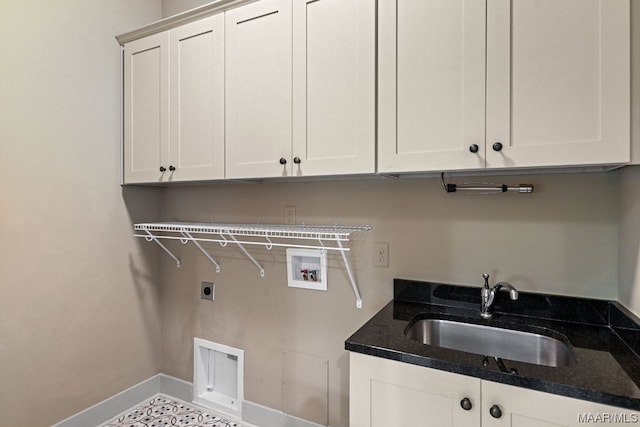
(373, 242), (389, 267)
(201, 281), (215, 301)
(284, 206), (296, 224)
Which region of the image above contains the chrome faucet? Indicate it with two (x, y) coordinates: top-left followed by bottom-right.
(480, 273), (519, 319)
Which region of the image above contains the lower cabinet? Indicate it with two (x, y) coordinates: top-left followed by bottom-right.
(350, 352), (480, 427)
(481, 381), (639, 427)
(350, 352), (639, 427)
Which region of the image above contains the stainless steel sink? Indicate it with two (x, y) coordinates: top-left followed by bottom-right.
(404, 317), (576, 368)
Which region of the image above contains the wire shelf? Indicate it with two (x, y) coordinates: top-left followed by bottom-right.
(134, 222), (370, 241)
(133, 221), (372, 308)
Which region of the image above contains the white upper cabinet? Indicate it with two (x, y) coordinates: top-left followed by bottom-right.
(226, 0), (375, 179)
(123, 32), (169, 183)
(292, 0), (375, 176)
(123, 0), (374, 183)
(378, 0), (487, 173)
(378, 0), (630, 174)
(123, 16), (224, 184)
(225, 0), (293, 179)
(123, 0), (630, 182)
(169, 15), (225, 181)
(486, 0), (630, 169)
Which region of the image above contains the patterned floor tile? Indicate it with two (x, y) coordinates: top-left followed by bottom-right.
(102, 395), (247, 427)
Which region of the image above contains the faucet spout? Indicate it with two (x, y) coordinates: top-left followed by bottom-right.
(493, 282), (519, 300)
(480, 274), (519, 319)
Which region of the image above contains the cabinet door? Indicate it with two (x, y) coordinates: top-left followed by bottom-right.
(482, 381), (639, 427)
(292, 0), (375, 176)
(486, 0), (630, 168)
(377, 0), (487, 173)
(169, 15), (225, 182)
(350, 353), (481, 427)
(225, 0), (292, 179)
(123, 32), (169, 184)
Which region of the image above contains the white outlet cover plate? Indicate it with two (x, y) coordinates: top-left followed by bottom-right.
(373, 242), (389, 267)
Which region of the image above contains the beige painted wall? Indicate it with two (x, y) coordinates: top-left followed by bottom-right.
(620, 2), (640, 315)
(620, 166), (640, 317)
(162, 0), (214, 17)
(0, 1), (163, 425)
(632, 0), (640, 163)
(159, 173), (620, 426)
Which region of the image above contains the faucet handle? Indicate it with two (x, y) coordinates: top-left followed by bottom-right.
(482, 273), (490, 288)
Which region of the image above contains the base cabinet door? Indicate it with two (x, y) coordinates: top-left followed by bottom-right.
(482, 381), (640, 427)
(349, 353), (481, 427)
(350, 353), (640, 427)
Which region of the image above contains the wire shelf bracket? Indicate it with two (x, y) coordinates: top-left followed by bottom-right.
(181, 230), (220, 273)
(143, 228), (181, 268)
(133, 222), (372, 308)
(227, 233), (265, 277)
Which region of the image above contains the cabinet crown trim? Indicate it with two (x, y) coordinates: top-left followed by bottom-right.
(116, 0), (256, 45)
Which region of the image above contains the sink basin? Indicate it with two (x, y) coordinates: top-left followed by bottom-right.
(404, 316), (576, 368)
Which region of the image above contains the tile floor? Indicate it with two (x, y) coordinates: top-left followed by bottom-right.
(101, 394), (249, 427)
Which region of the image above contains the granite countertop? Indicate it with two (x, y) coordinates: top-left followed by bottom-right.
(345, 279), (640, 411)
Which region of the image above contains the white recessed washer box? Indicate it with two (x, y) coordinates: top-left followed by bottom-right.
(286, 248), (328, 291)
(193, 338), (244, 418)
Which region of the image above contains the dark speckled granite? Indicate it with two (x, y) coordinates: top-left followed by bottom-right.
(346, 278), (640, 411)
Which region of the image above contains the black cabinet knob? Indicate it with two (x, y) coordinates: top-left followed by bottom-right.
(279, 157), (287, 165)
(460, 398), (473, 411)
(293, 157), (301, 164)
(492, 142), (503, 152)
(469, 144), (479, 153)
(169, 165), (176, 171)
(159, 166), (166, 172)
(489, 405), (502, 419)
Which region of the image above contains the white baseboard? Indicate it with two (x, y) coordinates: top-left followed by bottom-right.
(243, 400), (326, 427)
(52, 374), (163, 427)
(159, 373), (192, 402)
(52, 373), (327, 427)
